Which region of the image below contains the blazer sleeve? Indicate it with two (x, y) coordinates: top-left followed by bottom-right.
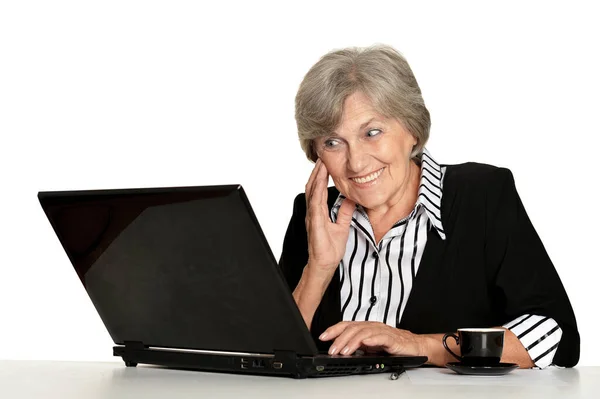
(278, 193), (309, 291)
(485, 168), (580, 367)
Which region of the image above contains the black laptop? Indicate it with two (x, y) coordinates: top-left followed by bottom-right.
(38, 185), (427, 378)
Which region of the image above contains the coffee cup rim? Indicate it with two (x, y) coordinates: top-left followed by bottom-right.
(457, 328), (505, 333)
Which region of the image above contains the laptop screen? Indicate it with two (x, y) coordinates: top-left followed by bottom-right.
(38, 185), (318, 356)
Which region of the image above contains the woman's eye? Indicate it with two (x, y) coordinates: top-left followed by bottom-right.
(367, 129), (382, 137)
(324, 139), (340, 148)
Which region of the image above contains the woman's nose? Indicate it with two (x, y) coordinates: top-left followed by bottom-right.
(347, 144), (369, 174)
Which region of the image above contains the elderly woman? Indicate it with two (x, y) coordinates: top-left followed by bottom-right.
(279, 45), (579, 369)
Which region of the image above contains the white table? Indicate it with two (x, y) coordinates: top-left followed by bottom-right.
(1, 360), (597, 398)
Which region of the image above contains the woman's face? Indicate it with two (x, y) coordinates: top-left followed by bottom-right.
(314, 91), (418, 212)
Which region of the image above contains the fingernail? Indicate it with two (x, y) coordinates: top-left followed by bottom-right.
(342, 347), (350, 355)
(319, 333), (328, 340)
(329, 346), (337, 355)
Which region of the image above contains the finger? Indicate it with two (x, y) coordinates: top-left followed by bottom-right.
(336, 198), (356, 228)
(319, 162), (330, 206)
(310, 159), (329, 210)
(329, 324), (367, 355)
(362, 333), (400, 354)
(338, 328), (377, 356)
(305, 159), (322, 209)
(319, 321), (350, 342)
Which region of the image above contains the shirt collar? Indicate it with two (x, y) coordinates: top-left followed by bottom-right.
(418, 147), (446, 240)
(330, 147), (446, 240)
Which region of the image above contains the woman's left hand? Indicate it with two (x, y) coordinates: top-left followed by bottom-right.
(319, 321), (425, 356)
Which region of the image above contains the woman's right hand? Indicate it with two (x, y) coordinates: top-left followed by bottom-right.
(305, 159), (356, 279)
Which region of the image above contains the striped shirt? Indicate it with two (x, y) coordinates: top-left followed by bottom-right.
(330, 148), (561, 368)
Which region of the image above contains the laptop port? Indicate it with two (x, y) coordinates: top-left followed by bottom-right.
(252, 359), (265, 368)
(272, 362), (283, 369)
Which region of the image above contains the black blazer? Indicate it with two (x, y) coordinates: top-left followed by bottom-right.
(278, 162), (579, 367)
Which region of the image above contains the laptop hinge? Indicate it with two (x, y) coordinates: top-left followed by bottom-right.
(123, 341), (146, 350)
(273, 350), (297, 363)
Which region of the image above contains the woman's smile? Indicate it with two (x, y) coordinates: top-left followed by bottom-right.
(349, 167), (385, 187)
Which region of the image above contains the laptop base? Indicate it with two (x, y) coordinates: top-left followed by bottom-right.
(113, 345), (426, 379)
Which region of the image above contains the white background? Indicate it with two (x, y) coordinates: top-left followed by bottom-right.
(1, 1), (598, 365)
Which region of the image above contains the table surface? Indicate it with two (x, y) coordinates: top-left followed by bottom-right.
(1, 360), (598, 399)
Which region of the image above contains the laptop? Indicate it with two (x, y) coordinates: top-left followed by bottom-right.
(38, 184), (427, 378)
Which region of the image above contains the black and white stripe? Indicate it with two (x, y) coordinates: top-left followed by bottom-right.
(503, 314), (562, 368)
(331, 148), (446, 328)
(419, 150), (445, 240)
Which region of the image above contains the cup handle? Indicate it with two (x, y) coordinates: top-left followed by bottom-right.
(443, 332), (462, 362)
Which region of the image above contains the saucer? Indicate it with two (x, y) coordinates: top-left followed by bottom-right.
(445, 362), (519, 376)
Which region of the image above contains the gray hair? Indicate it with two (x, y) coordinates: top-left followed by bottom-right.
(295, 44), (430, 163)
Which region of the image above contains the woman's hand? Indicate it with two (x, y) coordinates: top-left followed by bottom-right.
(305, 159), (356, 278)
(292, 159), (357, 329)
(319, 321), (426, 357)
